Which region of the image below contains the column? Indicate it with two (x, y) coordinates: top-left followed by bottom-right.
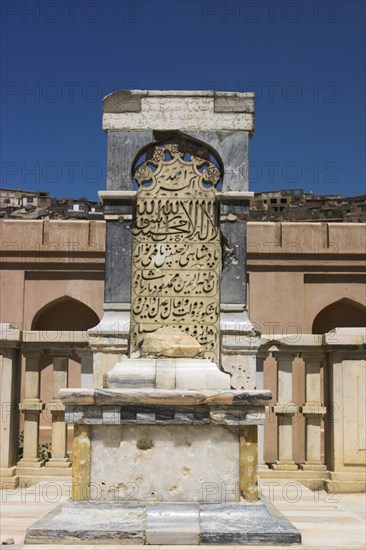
(300, 352), (327, 471)
(17, 350), (44, 469)
(0, 342), (21, 488)
(46, 355), (71, 468)
(256, 352), (268, 470)
(271, 351), (298, 470)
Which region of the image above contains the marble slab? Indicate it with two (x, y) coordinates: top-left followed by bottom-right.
(146, 503), (199, 545)
(60, 387), (272, 406)
(25, 500), (301, 545)
(65, 404), (265, 426)
(25, 502), (145, 544)
(200, 499), (301, 544)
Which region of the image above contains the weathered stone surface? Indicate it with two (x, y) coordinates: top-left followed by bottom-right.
(90, 424), (239, 502)
(25, 500), (301, 545)
(221, 352), (257, 389)
(199, 500), (301, 544)
(102, 91), (255, 133)
(104, 220), (132, 303)
(220, 218), (247, 305)
(189, 130), (250, 191)
(25, 502), (146, 544)
(106, 130), (153, 191)
(106, 356), (231, 390)
(139, 327), (203, 358)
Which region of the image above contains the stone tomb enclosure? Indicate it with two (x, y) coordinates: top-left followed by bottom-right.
(25, 90), (301, 545)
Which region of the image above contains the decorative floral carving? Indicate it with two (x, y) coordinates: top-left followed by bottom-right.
(133, 139), (222, 193)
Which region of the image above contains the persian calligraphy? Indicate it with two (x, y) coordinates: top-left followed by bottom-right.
(134, 198), (218, 242)
(131, 139), (222, 363)
(133, 243), (220, 270)
(133, 271), (218, 296)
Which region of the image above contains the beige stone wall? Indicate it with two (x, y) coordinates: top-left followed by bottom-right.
(1, 220), (365, 332)
(1, 220), (105, 330)
(1, 219), (365, 486)
(247, 222), (366, 334)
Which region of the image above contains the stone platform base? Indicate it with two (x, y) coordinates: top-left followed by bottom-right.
(25, 500), (301, 545)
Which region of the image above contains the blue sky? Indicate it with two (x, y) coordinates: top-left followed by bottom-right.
(1, 0), (365, 200)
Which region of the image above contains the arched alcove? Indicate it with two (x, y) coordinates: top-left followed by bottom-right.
(312, 298), (366, 334)
(31, 296), (99, 330)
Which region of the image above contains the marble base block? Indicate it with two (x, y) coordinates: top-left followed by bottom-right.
(90, 424), (239, 502)
(25, 500), (301, 545)
(106, 357), (231, 390)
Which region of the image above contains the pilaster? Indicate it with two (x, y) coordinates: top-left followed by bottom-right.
(46, 355), (71, 468)
(300, 352), (327, 471)
(0, 325), (21, 488)
(17, 349), (44, 471)
(271, 351), (298, 471)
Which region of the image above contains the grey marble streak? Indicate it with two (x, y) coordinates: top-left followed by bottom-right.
(189, 130), (249, 192)
(93, 388), (272, 406)
(60, 387), (272, 406)
(199, 501), (301, 544)
(104, 220), (132, 303)
(25, 502), (146, 544)
(220, 219), (247, 305)
(106, 130), (153, 191)
(65, 404), (266, 425)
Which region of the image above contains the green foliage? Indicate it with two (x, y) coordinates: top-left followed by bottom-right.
(18, 431), (24, 460)
(39, 441), (52, 462)
(18, 431), (52, 462)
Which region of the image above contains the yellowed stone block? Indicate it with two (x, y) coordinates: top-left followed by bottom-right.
(239, 425), (258, 501)
(72, 425), (91, 502)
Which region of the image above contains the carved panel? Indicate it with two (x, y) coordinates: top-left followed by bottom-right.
(131, 139), (222, 363)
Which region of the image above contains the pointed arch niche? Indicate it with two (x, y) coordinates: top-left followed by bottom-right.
(31, 296), (100, 331)
(312, 298), (366, 334)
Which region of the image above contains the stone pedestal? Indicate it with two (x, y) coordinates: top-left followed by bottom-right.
(24, 89), (300, 546)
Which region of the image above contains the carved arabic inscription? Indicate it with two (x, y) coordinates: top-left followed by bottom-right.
(131, 140), (222, 363)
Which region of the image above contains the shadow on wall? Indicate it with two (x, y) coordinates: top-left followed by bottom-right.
(31, 296), (100, 331)
(312, 298), (366, 334)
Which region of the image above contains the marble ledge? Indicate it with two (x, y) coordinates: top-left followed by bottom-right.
(98, 190), (136, 203)
(102, 89), (255, 115)
(65, 404), (266, 426)
(59, 388), (272, 407)
(98, 190), (253, 203)
(216, 191), (254, 201)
